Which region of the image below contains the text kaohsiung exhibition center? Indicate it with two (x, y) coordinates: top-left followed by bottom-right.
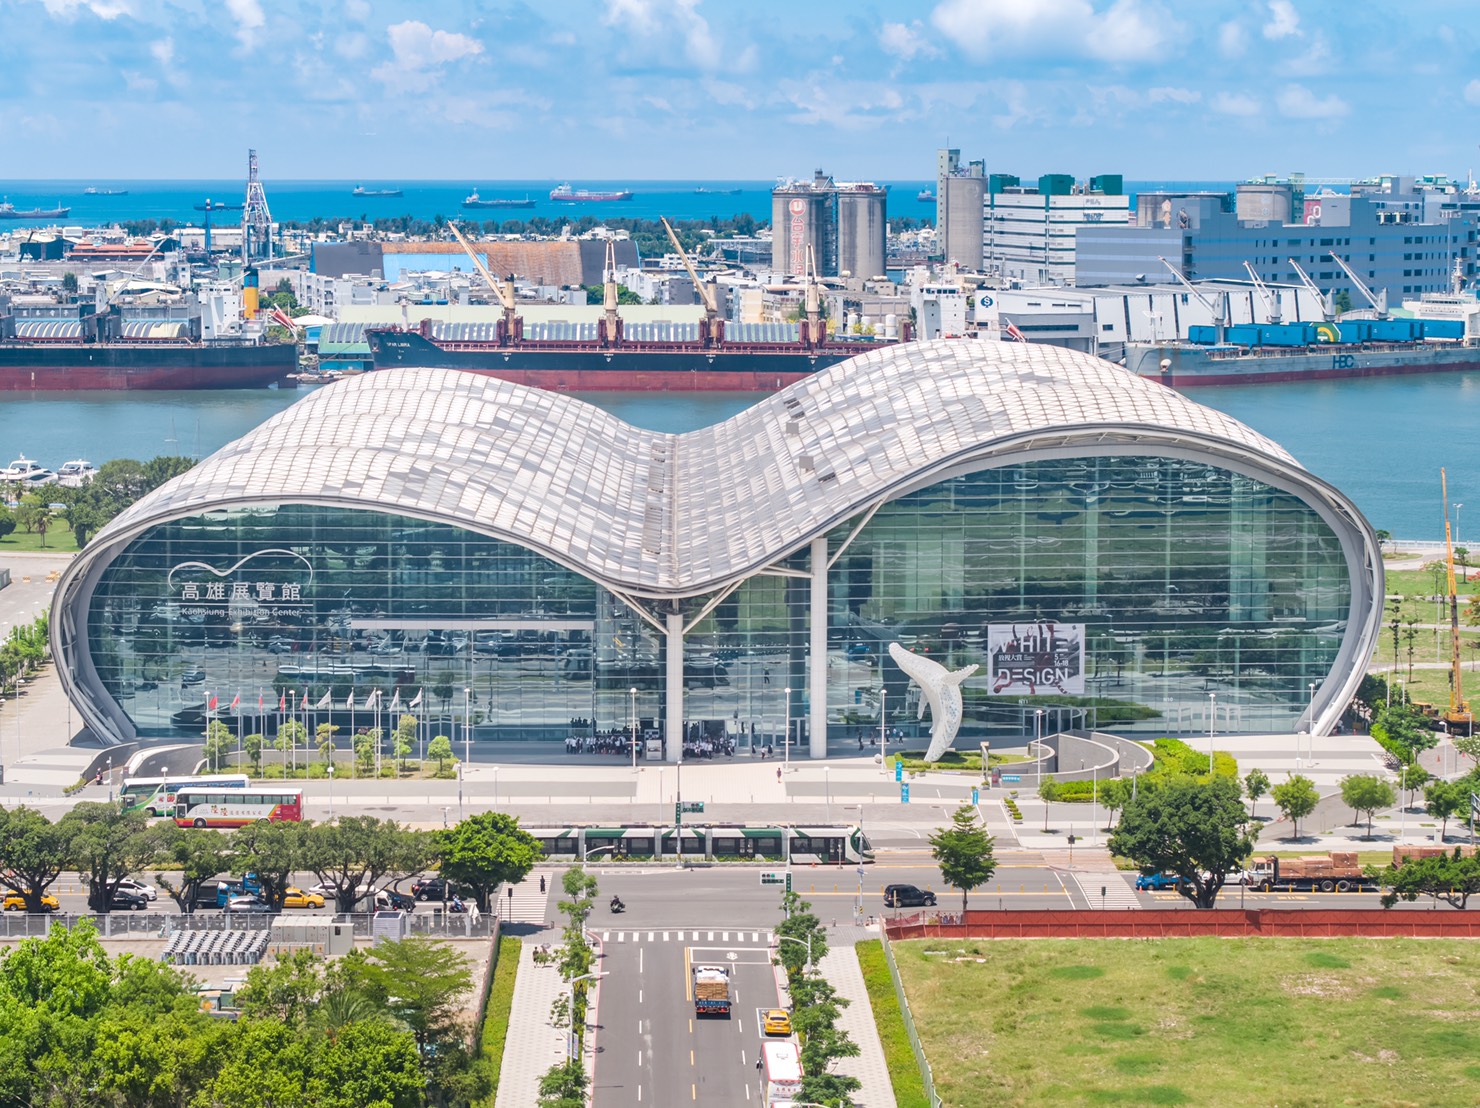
(52, 340), (1383, 759)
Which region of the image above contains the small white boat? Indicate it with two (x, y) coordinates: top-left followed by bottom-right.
(56, 459), (98, 487)
(0, 456), (57, 486)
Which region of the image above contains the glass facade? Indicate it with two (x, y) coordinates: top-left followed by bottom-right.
(83, 453), (1352, 747)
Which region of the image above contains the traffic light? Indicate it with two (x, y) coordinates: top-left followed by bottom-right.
(1067, 834), (1077, 845)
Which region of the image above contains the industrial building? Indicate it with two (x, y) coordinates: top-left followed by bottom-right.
(53, 341), (1380, 756)
(771, 170), (886, 279)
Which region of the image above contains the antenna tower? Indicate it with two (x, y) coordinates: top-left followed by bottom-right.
(241, 148), (274, 263)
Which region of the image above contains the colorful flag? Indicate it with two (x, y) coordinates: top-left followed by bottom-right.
(389, 690), (402, 712)
(346, 691), (356, 710)
(229, 692), (240, 712)
(279, 691), (287, 712)
(1003, 316), (1028, 343)
(409, 688), (424, 709)
(258, 690), (265, 712)
(315, 690), (332, 709)
(207, 694), (218, 712)
(364, 689), (380, 710)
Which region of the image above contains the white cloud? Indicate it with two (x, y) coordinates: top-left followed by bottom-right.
(1262, 0), (1300, 39)
(1465, 79), (1480, 106)
(225, 0), (265, 51)
(344, 0), (370, 19)
(1146, 86), (1200, 104)
(931, 0), (1176, 63)
(1211, 91), (1260, 116)
(1218, 21), (1246, 57)
(40, 0), (134, 18)
(1277, 83), (1348, 119)
(880, 20), (938, 62)
(372, 21), (484, 93)
(605, 0), (728, 71)
(150, 36), (173, 67)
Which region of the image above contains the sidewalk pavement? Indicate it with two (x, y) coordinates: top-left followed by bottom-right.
(494, 943), (569, 1108)
(817, 937), (898, 1108)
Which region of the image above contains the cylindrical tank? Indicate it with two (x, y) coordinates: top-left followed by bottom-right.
(883, 313), (898, 340)
(242, 267), (259, 320)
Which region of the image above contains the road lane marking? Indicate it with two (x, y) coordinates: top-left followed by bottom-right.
(647, 931), (654, 941)
(690, 1049), (695, 1067)
(707, 931), (714, 941)
(639, 948), (643, 974)
(601, 931), (610, 941)
(692, 1084), (696, 1100)
(663, 931), (670, 941)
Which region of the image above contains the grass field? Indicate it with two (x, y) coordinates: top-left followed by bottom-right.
(0, 520), (78, 552)
(894, 936), (1480, 1107)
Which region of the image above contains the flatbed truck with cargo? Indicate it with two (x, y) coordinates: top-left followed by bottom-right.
(1248, 852), (1377, 893)
(692, 965), (732, 1017)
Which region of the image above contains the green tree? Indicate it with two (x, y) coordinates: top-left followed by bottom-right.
(1425, 779), (1468, 840)
(393, 714), (415, 774)
(1038, 774), (1059, 831)
(1271, 774), (1319, 839)
(774, 889), (828, 981)
(1108, 777), (1256, 909)
(1373, 699), (1440, 763)
(61, 270), (79, 294)
(1453, 733), (1480, 764)
(538, 1058), (589, 1108)
(233, 818), (304, 910)
(300, 816), (432, 914)
(1339, 773), (1396, 838)
(0, 806), (71, 912)
(204, 717), (234, 771)
(0, 505), (15, 542)
(1244, 768), (1271, 819)
(434, 810), (543, 912)
(62, 802), (162, 912)
(353, 727), (379, 776)
(1098, 776), (1131, 829)
(13, 492), (54, 546)
(1373, 848), (1480, 909)
(276, 718), (307, 774)
(317, 721), (340, 765)
(242, 731), (265, 775)
(1397, 761), (1432, 807)
(427, 734), (455, 775)
(156, 823), (233, 913)
(237, 946), (326, 1024)
(337, 937), (479, 1059)
(928, 805), (997, 913)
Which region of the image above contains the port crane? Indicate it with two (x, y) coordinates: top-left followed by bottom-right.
(1241, 261), (1283, 325)
(1286, 258), (1337, 321)
(660, 217), (725, 345)
(1327, 252), (1388, 319)
(1157, 256), (1229, 341)
(1442, 468), (1471, 732)
(447, 221), (522, 344)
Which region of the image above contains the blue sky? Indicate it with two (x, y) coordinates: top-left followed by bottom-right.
(4, 0), (1477, 182)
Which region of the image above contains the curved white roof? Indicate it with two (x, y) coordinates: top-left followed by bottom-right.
(94, 339), (1311, 596)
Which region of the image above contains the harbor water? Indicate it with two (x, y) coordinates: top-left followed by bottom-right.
(0, 370), (1474, 539)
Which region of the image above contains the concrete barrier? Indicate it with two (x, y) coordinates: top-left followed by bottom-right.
(884, 908), (1480, 940)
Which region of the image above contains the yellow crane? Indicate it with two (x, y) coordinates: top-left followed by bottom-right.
(1442, 468), (1471, 731)
(446, 221), (521, 343)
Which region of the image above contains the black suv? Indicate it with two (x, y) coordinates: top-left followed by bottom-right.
(883, 884), (937, 908)
(411, 878), (467, 902)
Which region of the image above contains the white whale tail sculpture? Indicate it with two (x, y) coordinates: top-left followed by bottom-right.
(887, 642), (979, 763)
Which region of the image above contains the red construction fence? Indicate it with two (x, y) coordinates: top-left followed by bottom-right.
(884, 909), (1480, 941)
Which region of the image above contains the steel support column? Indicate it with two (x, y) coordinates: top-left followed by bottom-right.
(665, 609), (684, 763)
(809, 536), (828, 758)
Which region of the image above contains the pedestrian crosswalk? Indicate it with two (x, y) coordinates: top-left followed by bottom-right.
(597, 929), (776, 945)
(496, 877), (550, 925)
(1068, 872), (1143, 910)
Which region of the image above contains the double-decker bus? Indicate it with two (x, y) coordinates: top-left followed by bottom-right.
(120, 773), (250, 817)
(174, 786), (303, 828)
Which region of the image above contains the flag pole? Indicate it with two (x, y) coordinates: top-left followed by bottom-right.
(235, 690), (242, 771)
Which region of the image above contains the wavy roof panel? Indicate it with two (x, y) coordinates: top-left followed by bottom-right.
(93, 339), (1303, 595)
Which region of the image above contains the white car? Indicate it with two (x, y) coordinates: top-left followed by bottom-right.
(116, 877), (158, 901)
(309, 881), (373, 901)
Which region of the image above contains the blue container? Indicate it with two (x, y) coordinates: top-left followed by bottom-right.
(1335, 321), (1372, 344)
(1188, 325), (1221, 345)
(1419, 318), (1464, 340)
(1259, 322), (1316, 347)
(1369, 319), (1421, 342)
(1225, 324), (1263, 346)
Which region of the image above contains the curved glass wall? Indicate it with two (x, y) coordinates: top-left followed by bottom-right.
(84, 505), (808, 744)
(822, 455), (1351, 740)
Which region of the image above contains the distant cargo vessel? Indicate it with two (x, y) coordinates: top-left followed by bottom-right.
(1126, 318), (1480, 385)
(83, 187), (128, 196)
(0, 201), (70, 220)
(549, 184), (634, 202)
(353, 186), (403, 197)
(463, 190), (536, 209)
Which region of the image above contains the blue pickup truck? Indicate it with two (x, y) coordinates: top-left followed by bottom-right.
(215, 873), (263, 908)
(1134, 872), (1188, 891)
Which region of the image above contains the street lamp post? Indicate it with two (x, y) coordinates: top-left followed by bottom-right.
(463, 687), (472, 767)
(823, 765), (831, 823)
(879, 687), (887, 774)
(327, 762), (334, 819)
(1207, 692), (1216, 768)
(1034, 708), (1045, 788)
(491, 765), (499, 811)
(784, 686), (791, 774)
(1307, 681), (1317, 766)
(629, 686), (638, 770)
(565, 971), (610, 1060)
(774, 934), (818, 974)
(845, 804), (865, 919)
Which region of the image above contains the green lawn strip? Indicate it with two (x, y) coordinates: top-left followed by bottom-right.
(0, 519), (78, 552)
(895, 936), (1480, 1107)
(477, 935), (522, 1105)
(856, 940), (931, 1108)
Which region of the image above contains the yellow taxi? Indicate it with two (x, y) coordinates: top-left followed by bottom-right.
(281, 887), (326, 910)
(762, 1008), (793, 1036)
(3, 891), (60, 912)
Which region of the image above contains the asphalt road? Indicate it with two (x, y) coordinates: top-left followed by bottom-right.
(592, 930), (783, 1106)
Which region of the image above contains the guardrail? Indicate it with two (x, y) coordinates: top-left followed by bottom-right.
(879, 929), (943, 1108)
(884, 908), (1480, 940)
